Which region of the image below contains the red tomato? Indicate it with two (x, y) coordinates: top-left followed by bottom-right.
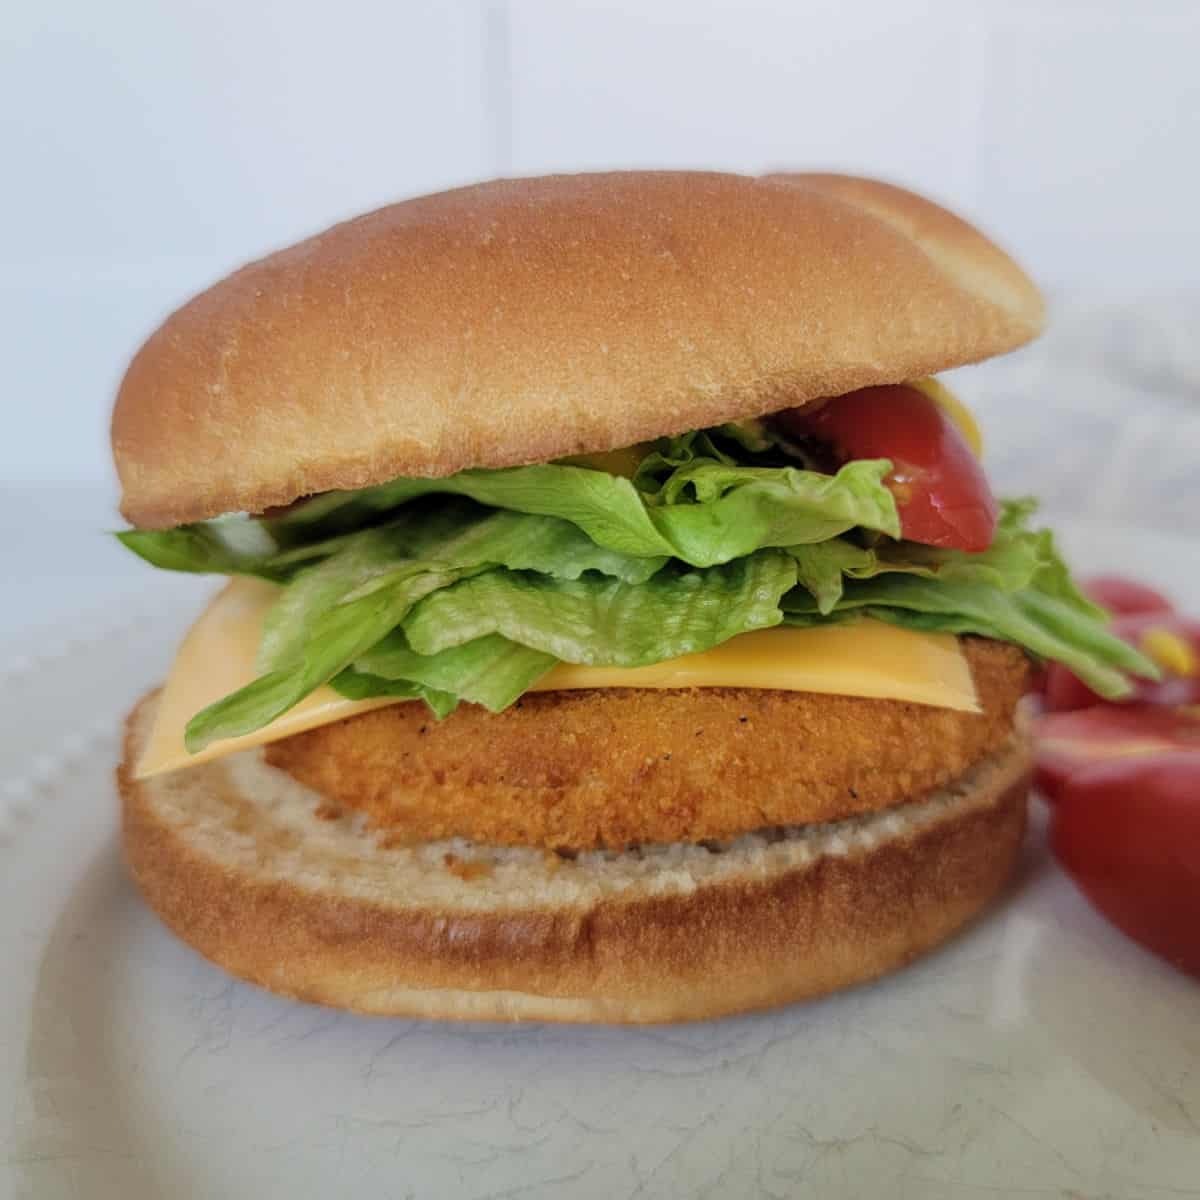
(1051, 753), (1200, 978)
(776, 385), (999, 552)
(1044, 612), (1200, 712)
(1035, 704), (1200, 802)
(1083, 574), (1174, 616)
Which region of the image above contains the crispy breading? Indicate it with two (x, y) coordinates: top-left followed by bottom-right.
(266, 638), (1028, 851)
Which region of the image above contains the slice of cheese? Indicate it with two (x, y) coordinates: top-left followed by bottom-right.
(136, 577), (980, 778)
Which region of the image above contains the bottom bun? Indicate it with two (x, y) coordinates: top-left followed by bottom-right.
(119, 692), (1031, 1024)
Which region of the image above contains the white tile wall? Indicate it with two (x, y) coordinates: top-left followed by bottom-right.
(3, 0), (1198, 490)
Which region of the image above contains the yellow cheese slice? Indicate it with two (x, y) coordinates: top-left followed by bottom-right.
(135, 577), (980, 778)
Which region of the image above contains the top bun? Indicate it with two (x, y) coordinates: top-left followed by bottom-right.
(112, 171), (1043, 529)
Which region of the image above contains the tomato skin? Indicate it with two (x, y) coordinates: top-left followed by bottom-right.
(1035, 705), (1200, 802)
(1083, 574), (1174, 616)
(1051, 753), (1200, 978)
(1044, 612), (1200, 712)
(776, 385), (999, 552)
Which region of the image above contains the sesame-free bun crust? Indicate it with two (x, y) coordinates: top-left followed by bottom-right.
(119, 692), (1031, 1023)
(113, 171), (1043, 529)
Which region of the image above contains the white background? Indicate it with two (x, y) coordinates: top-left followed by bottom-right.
(2, 0), (1199, 499)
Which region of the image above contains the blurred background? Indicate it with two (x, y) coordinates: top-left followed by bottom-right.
(2, 0), (1199, 529)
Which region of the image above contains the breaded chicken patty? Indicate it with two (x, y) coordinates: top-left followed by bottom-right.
(267, 638), (1028, 851)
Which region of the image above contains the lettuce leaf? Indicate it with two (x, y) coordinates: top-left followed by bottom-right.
(337, 552), (798, 712)
(255, 503), (666, 671)
(186, 536), (796, 747)
(780, 503), (1156, 698)
(782, 499), (1109, 608)
(117, 519), (284, 579)
(219, 448), (899, 568)
(787, 539), (882, 614)
(403, 551), (797, 666)
(184, 565), (463, 751)
(642, 459), (899, 565)
(348, 632), (556, 713)
(121, 447), (899, 574)
(784, 579), (1151, 699)
(122, 428), (1155, 744)
(330, 669), (459, 718)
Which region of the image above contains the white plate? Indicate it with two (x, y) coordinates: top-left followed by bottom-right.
(3, 518), (1199, 1200)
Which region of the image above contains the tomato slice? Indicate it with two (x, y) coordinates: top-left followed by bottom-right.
(776, 385), (998, 552)
(1051, 753), (1200, 978)
(1044, 612), (1200, 712)
(1035, 704), (1200, 802)
(1083, 574), (1174, 616)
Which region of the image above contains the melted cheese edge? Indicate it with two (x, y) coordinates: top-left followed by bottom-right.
(136, 578), (980, 778)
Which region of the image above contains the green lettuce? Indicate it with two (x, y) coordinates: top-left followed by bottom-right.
(184, 563), (464, 751)
(344, 633), (556, 715)
(270, 453), (900, 565)
(120, 440), (900, 571)
(330, 668), (458, 718)
(116, 430), (1157, 751)
(402, 551), (797, 665)
(779, 502), (1154, 697)
(117, 518), (283, 579)
(255, 503), (664, 671)
(185, 550), (797, 750)
(787, 539), (883, 614)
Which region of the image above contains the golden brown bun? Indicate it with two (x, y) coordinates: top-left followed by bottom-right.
(267, 638), (1028, 851)
(120, 692), (1031, 1023)
(113, 171), (1044, 529)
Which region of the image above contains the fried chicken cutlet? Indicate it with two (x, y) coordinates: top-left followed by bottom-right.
(267, 638), (1028, 851)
